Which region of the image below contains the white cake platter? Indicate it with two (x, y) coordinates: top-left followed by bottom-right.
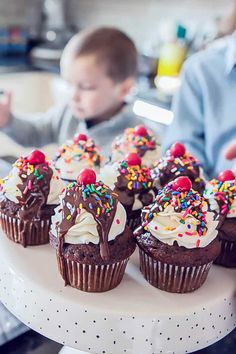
(0, 229), (235, 354)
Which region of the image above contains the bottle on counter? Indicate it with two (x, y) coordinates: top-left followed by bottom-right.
(155, 24), (188, 102)
(157, 24), (188, 77)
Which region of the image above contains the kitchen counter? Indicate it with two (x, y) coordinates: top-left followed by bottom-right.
(0, 71), (62, 113)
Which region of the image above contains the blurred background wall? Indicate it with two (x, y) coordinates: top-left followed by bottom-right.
(0, 0), (232, 50)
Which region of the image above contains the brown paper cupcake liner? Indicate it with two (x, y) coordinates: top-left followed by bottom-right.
(139, 248), (212, 293)
(0, 212), (51, 247)
(57, 255), (129, 292)
(214, 239), (236, 268)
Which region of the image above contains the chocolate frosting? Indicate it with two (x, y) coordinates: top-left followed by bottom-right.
(16, 159), (53, 219)
(57, 182), (118, 262)
(0, 157), (54, 247)
(113, 162), (154, 213)
(152, 151), (205, 193)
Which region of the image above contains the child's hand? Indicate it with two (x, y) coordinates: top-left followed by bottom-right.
(0, 91), (12, 128)
(225, 141), (236, 160)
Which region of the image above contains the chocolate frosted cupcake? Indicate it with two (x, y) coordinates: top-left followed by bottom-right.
(54, 133), (103, 183)
(135, 176), (220, 293)
(99, 153), (155, 230)
(0, 150), (64, 247)
(151, 142), (206, 193)
(50, 168), (136, 292)
(111, 124), (161, 166)
(204, 169), (236, 267)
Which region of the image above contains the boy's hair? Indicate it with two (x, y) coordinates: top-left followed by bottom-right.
(62, 27), (137, 82)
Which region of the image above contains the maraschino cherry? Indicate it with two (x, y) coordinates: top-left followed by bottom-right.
(134, 124), (148, 137)
(77, 168), (96, 185)
(27, 150), (46, 165)
(73, 133), (88, 144)
(126, 153), (141, 166)
(147, 140), (155, 149)
(218, 170), (235, 182)
(170, 142), (186, 158)
(173, 176), (192, 192)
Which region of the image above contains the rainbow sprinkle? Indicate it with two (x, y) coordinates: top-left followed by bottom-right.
(142, 182), (208, 236)
(55, 138), (102, 168)
(152, 149), (201, 182)
(207, 179), (236, 215)
(66, 181), (117, 217)
(112, 127), (160, 157)
(119, 161), (153, 191)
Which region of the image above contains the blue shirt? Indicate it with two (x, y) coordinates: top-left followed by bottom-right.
(163, 33), (236, 178)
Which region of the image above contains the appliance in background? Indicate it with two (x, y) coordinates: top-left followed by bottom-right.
(30, 0), (76, 72)
(0, 27), (29, 73)
(0, 27), (28, 56)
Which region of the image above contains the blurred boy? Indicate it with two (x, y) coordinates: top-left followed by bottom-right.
(163, 31), (236, 178)
(0, 27), (141, 157)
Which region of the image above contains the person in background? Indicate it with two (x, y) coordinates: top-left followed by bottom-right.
(163, 28), (236, 179)
(217, 0), (236, 38)
(0, 27), (144, 159)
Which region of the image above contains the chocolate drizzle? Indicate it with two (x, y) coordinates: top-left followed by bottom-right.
(17, 161), (53, 218)
(113, 162), (154, 213)
(0, 157), (54, 247)
(57, 182), (118, 265)
(152, 151), (205, 193)
(17, 159), (53, 246)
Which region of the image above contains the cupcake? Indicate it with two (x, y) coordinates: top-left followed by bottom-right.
(204, 169), (236, 267)
(151, 142), (206, 193)
(50, 168), (136, 292)
(99, 153), (155, 230)
(111, 124), (161, 166)
(54, 133), (103, 183)
(135, 176), (220, 293)
(0, 150), (64, 247)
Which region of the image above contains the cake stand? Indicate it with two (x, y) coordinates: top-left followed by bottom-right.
(0, 230), (235, 354)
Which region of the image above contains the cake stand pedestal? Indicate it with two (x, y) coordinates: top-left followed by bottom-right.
(0, 230), (235, 354)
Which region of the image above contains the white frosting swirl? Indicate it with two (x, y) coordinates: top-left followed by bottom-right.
(98, 163), (120, 190)
(142, 148), (161, 167)
(2, 166), (22, 203)
(146, 204), (218, 248)
(111, 145), (160, 167)
(47, 168), (65, 204)
(55, 140), (101, 181)
(51, 201), (126, 244)
(2, 165), (64, 205)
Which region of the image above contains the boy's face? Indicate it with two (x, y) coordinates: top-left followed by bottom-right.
(62, 54), (128, 120)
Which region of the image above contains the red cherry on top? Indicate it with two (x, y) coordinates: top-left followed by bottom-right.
(73, 133), (88, 144)
(77, 168), (96, 185)
(126, 153), (142, 166)
(218, 170), (235, 182)
(172, 176), (192, 192)
(170, 142), (186, 158)
(27, 150), (46, 165)
(134, 124), (148, 137)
